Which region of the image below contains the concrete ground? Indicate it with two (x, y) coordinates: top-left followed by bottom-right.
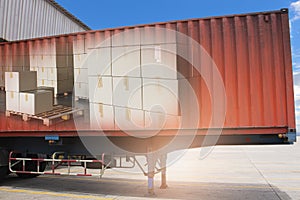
(0, 137), (299, 200)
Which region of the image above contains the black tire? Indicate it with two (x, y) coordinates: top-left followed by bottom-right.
(16, 162), (46, 178)
(14, 154), (46, 179)
(0, 166), (8, 181)
(0, 149), (9, 180)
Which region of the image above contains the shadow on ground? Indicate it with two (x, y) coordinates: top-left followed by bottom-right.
(0, 174), (292, 200)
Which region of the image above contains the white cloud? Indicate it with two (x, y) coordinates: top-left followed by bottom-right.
(294, 71), (300, 76)
(293, 85), (300, 101)
(290, 20), (294, 38)
(294, 63), (300, 71)
(294, 71), (300, 83)
(291, 1), (300, 21)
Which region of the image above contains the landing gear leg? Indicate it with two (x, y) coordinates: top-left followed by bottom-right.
(146, 152), (157, 197)
(159, 154), (168, 189)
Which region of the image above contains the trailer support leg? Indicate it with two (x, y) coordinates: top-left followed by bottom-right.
(146, 153), (157, 197)
(160, 154), (168, 189)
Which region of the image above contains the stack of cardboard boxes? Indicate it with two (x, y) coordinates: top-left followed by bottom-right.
(88, 28), (194, 130)
(29, 38), (73, 97)
(73, 34), (88, 100)
(73, 32), (111, 100)
(5, 71), (53, 115)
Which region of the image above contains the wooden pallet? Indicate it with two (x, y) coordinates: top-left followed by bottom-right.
(5, 105), (84, 126)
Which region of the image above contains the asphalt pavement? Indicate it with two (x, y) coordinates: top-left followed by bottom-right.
(0, 137), (299, 200)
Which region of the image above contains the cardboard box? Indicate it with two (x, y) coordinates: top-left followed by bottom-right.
(88, 76), (112, 104)
(37, 67), (48, 79)
(89, 103), (114, 130)
(29, 55), (38, 67)
(114, 106), (144, 130)
(112, 46), (140, 77)
(74, 68), (88, 83)
(141, 44), (192, 79)
(74, 82), (88, 99)
(87, 47), (111, 76)
(20, 90), (53, 115)
(6, 91), (20, 112)
(74, 54), (87, 68)
(37, 79), (47, 87)
(143, 78), (179, 116)
(30, 66), (38, 72)
(5, 71), (37, 92)
(37, 86), (55, 105)
(113, 77), (142, 109)
(37, 55), (46, 68)
(43, 55), (56, 68)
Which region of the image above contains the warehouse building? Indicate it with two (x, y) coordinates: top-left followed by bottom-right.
(0, 0), (90, 41)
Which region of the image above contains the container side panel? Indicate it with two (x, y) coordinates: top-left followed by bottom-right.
(281, 12), (295, 129)
(222, 17), (239, 127)
(258, 15), (276, 126)
(247, 15), (265, 126)
(235, 16), (251, 126)
(199, 19), (213, 128)
(211, 18), (226, 127)
(271, 14), (287, 126)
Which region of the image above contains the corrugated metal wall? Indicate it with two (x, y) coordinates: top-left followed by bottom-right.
(179, 10), (295, 130)
(0, 0), (89, 41)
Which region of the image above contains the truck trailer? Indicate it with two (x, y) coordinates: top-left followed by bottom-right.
(0, 8), (296, 195)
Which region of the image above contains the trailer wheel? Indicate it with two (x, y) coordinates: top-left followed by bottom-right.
(0, 149), (9, 181)
(15, 154), (46, 179)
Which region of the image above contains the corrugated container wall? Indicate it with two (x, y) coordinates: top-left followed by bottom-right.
(175, 9), (295, 130)
(0, 0), (90, 41)
(0, 9), (295, 134)
(73, 9), (295, 131)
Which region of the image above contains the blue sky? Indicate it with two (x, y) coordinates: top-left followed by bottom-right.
(56, 0), (300, 132)
(56, 0), (294, 30)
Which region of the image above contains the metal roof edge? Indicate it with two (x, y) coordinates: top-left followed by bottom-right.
(46, 0), (91, 31)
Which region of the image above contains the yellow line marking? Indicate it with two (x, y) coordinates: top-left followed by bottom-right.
(0, 187), (114, 200)
(39, 175), (146, 184)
